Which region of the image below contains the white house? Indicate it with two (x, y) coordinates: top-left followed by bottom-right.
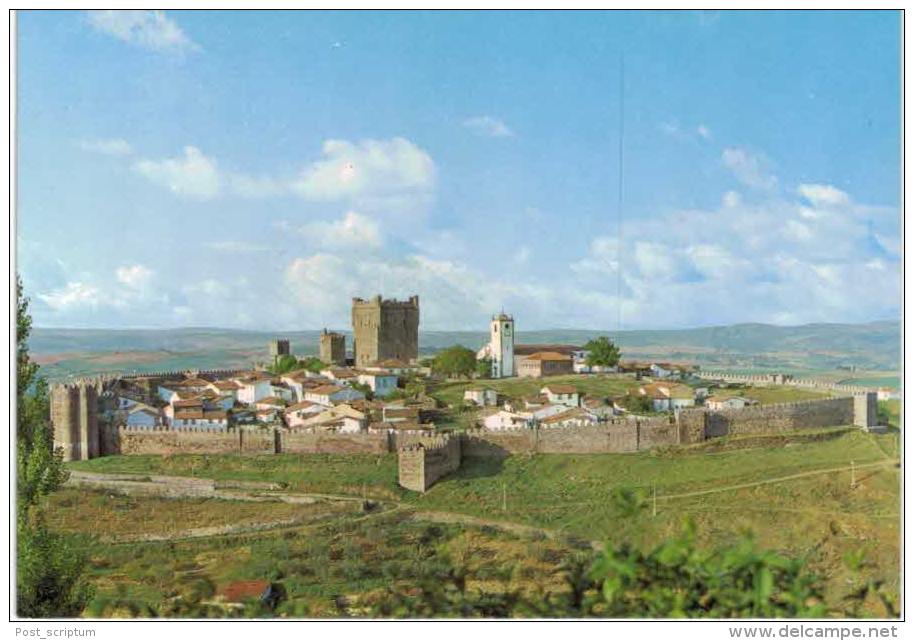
(296, 404), (367, 432)
(877, 388), (900, 401)
(255, 396), (287, 410)
(464, 387), (498, 407)
(541, 385), (581, 408)
(320, 368), (360, 385)
(356, 371), (399, 397)
(157, 382), (184, 404)
(124, 405), (161, 428)
(172, 409), (230, 431)
(207, 380), (241, 400)
(481, 409), (529, 431)
(233, 373), (274, 405)
(649, 363), (675, 379)
(364, 358), (421, 376)
(270, 382), (295, 402)
(705, 396), (756, 410)
(529, 404), (572, 422)
(283, 400), (325, 428)
(303, 384), (365, 406)
(538, 407), (599, 429)
(639, 383), (696, 412)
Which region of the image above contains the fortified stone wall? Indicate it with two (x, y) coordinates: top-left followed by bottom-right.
(398, 434), (461, 492)
(697, 370), (879, 395)
(282, 431), (388, 454)
(117, 427), (279, 456)
(677, 396), (860, 440)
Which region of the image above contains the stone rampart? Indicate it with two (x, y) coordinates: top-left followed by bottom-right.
(398, 434), (461, 492)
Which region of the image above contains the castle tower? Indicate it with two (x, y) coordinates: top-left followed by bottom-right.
(269, 338), (291, 363)
(50, 381), (100, 461)
(51, 383), (80, 461)
(351, 295), (419, 367)
(489, 313), (515, 378)
(319, 329), (346, 365)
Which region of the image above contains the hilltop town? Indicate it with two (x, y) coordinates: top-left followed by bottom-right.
(51, 293), (891, 481)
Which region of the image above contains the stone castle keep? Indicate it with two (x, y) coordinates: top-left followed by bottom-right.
(319, 329), (346, 365)
(351, 295), (420, 367)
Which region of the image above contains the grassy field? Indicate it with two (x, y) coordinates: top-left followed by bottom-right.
(717, 385), (831, 404)
(42, 488), (357, 541)
(52, 499), (582, 617)
(66, 427), (900, 613)
(428, 374), (642, 407)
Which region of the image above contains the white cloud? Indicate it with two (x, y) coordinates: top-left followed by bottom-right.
(290, 138), (435, 210)
(228, 173), (285, 198)
(88, 10), (199, 54)
(462, 115), (515, 138)
(283, 251), (544, 330)
(722, 147), (778, 190)
(116, 264), (154, 288)
(78, 138), (132, 156)
(661, 121), (711, 142)
(299, 211), (382, 249)
(569, 184), (900, 327)
(722, 190), (741, 208)
(37, 282), (102, 311)
(798, 183), (850, 207)
(134, 146), (220, 200)
(205, 240), (269, 253)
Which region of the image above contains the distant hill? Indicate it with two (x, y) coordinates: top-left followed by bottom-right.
(30, 320), (899, 381)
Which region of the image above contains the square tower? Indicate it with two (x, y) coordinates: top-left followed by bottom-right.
(319, 329), (346, 365)
(351, 295), (419, 367)
(490, 313), (515, 378)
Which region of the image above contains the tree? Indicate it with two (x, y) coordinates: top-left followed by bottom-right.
(475, 357), (492, 379)
(350, 381), (374, 401)
(269, 354), (299, 375)
(583, 337), (621, 368)
(16, 276), (93, 617)
(432, 346), (477, 378)
(299, 357), (327, 374)
(617, 393), (653, 414)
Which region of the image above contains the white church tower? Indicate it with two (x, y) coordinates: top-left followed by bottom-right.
(489, 312), (515, 378)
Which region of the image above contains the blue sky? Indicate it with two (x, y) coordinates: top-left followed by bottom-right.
(17, 10), (901, 330)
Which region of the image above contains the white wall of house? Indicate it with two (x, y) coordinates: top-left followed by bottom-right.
(125, 409), (159, 428)
(541, 388), (581, 407)
(236, 380), (273, 404)
(482, 411), (527, 431)
(357, 373), (399, 397)
(172, 417), (228, 431)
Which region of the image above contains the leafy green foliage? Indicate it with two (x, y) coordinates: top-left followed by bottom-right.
(270, 355), (327, 376)
(583, 337), (621, 368)
(17, 513), (94, 618)
(349, 382), (374, 401)
(617, 392), (653, 414)
(432, 345), (477, 378)
(16, 276), (93, 617)
(363, 523), (828, 618)
(475, 358), (492, 379)
(584, 523), (826, 617)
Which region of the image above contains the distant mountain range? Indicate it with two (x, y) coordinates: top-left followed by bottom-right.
(30, 320), (900, 380)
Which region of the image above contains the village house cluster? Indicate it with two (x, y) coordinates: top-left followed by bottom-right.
(113, 295), (432, 435)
